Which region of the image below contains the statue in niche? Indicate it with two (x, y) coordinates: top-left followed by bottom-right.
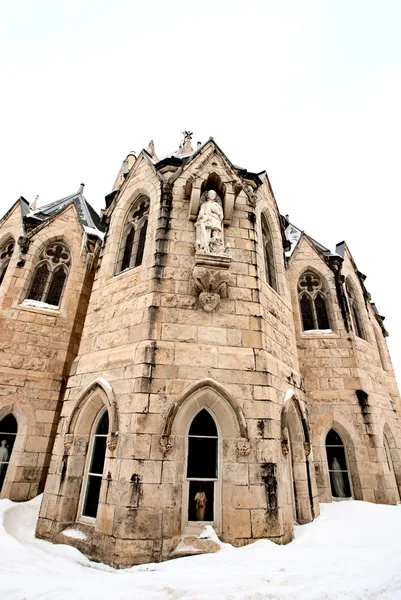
(195, 190), (226, 255)
(195, 484), (207, 520)
(0, 439), (9, 475)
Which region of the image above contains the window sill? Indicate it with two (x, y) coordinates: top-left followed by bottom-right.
(21, 299), (60, 311)
(300, 329), (338, 338)
(113, 263), (145, 280)
(17, 300), (63, 317)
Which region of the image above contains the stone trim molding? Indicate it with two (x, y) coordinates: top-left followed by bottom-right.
(162, 378), (249, 440)
(66, 377), (118, 435)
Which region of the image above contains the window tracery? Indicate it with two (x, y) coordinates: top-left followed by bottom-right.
(298, 272), (330, 331)
(345, 280), (365, 340)
(0, 239), (15, 287)
(116, 197), (149, 274)
(27, 242), (70, 307)
(261, 215), (277, 291)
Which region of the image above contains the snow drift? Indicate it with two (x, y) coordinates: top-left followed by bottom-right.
(1, 495), (401, 599)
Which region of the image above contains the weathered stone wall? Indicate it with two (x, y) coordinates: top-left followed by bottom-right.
(37, 145), (318, 567)
(0, 203), (95, 500)
(288, 236), (401, 505)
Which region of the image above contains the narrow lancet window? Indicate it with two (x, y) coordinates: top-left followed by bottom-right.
(298, 272), (330, 331)
(187, 409), (218, 522)
(345, 280), (365, 340)
(261, 215), (277, 291)
(82, 411), (109, 519)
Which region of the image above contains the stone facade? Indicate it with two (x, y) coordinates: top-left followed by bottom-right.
(1, 134), (400, 568)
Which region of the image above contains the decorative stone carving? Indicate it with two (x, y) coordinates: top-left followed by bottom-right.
(304, 442), (311, 457)
(64, 434), (74, 452)
(281, 438), (290, 457)
(107, 431), (119, 452)
(160, 435), (174, 452)
(193, 266), (230, 312)
(243, 184), (257, 207)
(236, 439), (251, 456)
(195, 190), (229, 256)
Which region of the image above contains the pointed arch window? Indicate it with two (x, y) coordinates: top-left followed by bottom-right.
(0, 414), (17, 493)
(0, 239), (15, 287)
(116, 197), (149, 274)
(186, 409), (218, 523)
(298, 272), (330, 331)
(261, 215), (277, 291)
(345, 280), (365, 340)
(325, 429), (352, 498)
(81, 410), (109, 519)
(27, 242), (71, 307)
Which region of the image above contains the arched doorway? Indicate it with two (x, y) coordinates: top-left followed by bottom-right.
(383, 435), (400, 503)
(186, 409), (219, 525)
(0, 414), (17, 493)
(325, 429), (352, 498)
(80, 410), (109, 520)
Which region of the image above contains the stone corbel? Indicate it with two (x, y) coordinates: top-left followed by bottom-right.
(243, 184), (257, 207)
(236, 439), (251, 456)
(64, 433), (74, 453)
(107, 431), (119, 452)
(281, 438), (290, 457)
(160, 435), (174, 452)
(16, 235), (30, 267)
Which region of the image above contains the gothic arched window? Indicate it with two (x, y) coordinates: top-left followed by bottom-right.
(27, 242), (71, 307)
(261, 215), (277, 291)
(325, 429), (352, 498)
(345, 280), (365, 340)
(0, 239), (15, 287)
(0, 414), (17, 493)
(187, 409), (218, 523)
(116, 197), (149, 274)
(298, 272), (330, 331)
(81, 410), (109, 519)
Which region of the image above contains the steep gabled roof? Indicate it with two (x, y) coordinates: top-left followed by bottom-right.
(24, 184), (102, 236)
(283, 219), (341, 261)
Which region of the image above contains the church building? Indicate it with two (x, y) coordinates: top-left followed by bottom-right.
(0, 133), (399, 567)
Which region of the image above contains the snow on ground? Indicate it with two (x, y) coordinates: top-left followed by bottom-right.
(1, 496), (401, 600)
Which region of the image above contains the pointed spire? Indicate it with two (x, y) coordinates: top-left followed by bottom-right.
(177, 130), (194, 155)
(30, 195), (39, 210)
(146, 140), (158, 162)
(78, 183), (85, 194)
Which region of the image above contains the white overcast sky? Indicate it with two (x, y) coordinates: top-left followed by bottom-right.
(1, 0), (401, 382)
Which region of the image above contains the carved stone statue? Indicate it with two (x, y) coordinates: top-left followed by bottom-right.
(195, 190), (225, 254)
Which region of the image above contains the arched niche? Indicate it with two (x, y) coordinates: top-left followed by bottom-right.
(281, 394), (313, 524)
(381, 422), (401, 503)
(314, 414), (362, 502)
(200, 173), (226, 205)
(162, 379), (248, 441)
(325, 429), (352, 498)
